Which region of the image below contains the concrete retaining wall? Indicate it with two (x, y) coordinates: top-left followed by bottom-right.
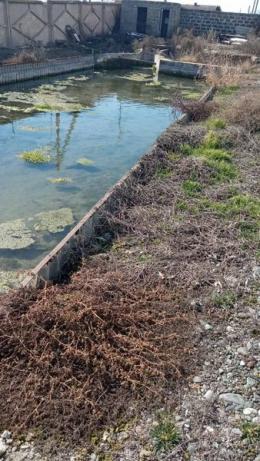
(0, 0), (120, 48)
(0, 52), (139, 84)
(22, 85), (215, 289)
(159, 58), (204, 78)
(0, 54), (94, 84)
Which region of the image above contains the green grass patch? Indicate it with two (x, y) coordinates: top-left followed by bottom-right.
(215, 194), (260, 219)
(206, 118), (226, 130)
(218, 85), (240, 96)
(241, 422), (260, 444)
(176, 200), (189, 212)
(182, 180), (202, 196)
(151, 413), (181, 453)
(180, 143), (194, 156)
(179, 136), (235, 182)
(203, 130), (222, 149)
(238, 221), (259, 240)
(155, 167), (172, 179)
(212, 291), (237, 309)
(205, 158), (236, 182)
(19, 149), (51, 164)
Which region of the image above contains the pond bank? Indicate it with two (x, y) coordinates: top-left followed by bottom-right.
(0, 64), (259, 461)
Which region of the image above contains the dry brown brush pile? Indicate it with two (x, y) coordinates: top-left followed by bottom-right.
(0, 261), (195, 441)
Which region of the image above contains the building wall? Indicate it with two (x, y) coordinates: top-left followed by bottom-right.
(120, 0), (181, 37)
(0, 0), (120, 47)
(120, 0), (260, 38)
(180, 8), (260, 35)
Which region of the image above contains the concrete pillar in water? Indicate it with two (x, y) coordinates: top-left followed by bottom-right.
(153, 53), (161, 83)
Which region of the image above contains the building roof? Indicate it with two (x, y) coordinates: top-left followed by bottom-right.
(181, 3), (221, 11)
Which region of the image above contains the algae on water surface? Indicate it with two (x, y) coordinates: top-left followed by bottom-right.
(0, 219), (35, 250)
(33, 208), (74, 233)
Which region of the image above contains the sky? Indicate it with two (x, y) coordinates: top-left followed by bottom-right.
(180, 0), (257, 13)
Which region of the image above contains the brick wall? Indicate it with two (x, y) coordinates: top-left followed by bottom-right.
(180, 8), (260, 36)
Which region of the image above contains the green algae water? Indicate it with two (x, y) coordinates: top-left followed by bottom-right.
(0, 67), (205, 290)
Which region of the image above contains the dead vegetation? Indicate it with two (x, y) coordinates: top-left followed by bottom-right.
(172, 98), (217, 122)
(0, 244), (196, 442)
(224, 91), (260, 133)
(3, 47), (46, 65)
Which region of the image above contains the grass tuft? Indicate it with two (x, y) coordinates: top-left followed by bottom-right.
(241, 422), (260, 444)
(203, 130), (222, 149)
(206, 118), (226, 130)
(151, 413), (181, 453)
(155, 167), (172, 179)
(212, 291), (237, 309)
(182, 180), (202, 196)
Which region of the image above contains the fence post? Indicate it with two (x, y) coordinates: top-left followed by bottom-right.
(3, 0), (12, 47)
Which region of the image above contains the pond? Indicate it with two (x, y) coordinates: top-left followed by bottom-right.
(0, 66), (206, 291)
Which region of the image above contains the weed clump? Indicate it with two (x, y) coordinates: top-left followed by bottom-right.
(202, 130), (222, 149)
(212, 291), (237, 309)
(151, 413), (181, 453)
(241, 422), (260, 444)
(19, 149), (51, 164)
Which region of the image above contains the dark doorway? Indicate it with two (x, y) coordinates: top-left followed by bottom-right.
(136, 7), (147, 34)
(160, 9), (170, 38)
